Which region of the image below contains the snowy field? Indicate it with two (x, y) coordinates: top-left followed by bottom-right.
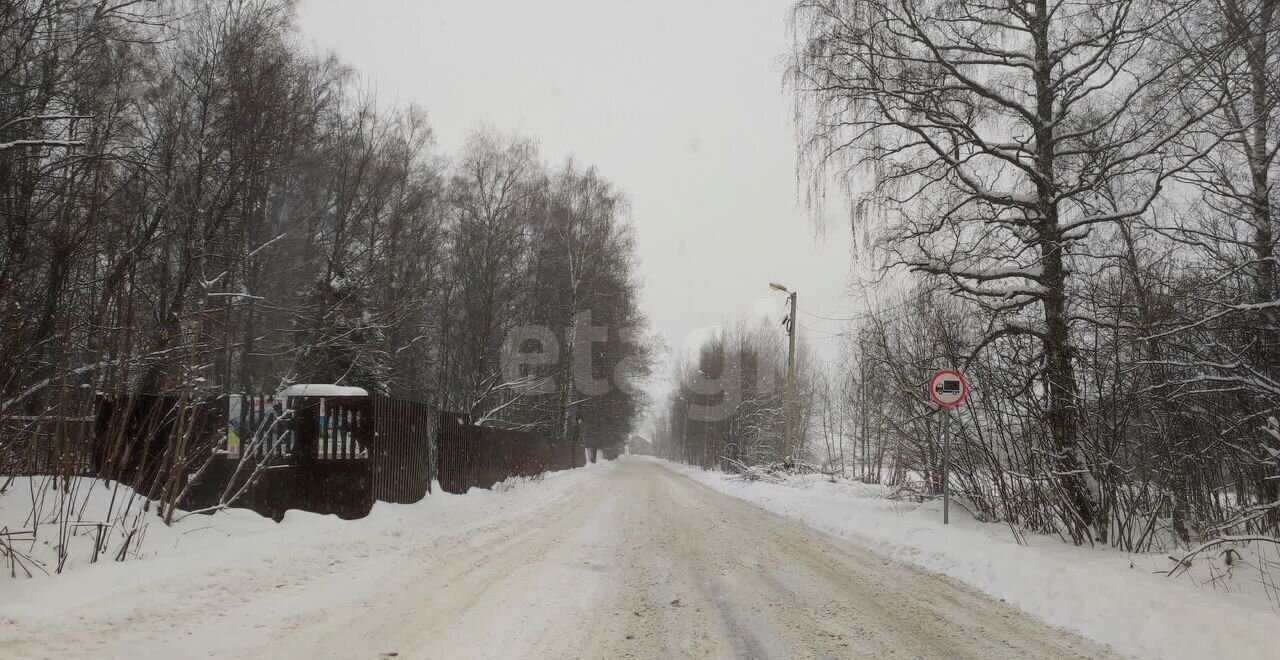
(666, 459), (1280, 660)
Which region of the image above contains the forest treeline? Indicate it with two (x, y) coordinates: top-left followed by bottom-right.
(657, 0), (1279, 553)
(0, 0), (651, 458)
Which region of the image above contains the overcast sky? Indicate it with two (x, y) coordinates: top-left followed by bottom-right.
(296, 0), (869, 418)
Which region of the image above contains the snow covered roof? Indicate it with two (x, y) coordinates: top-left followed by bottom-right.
(278, 384), (369, 398)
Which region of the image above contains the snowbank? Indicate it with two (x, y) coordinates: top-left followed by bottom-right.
(0, 462), (608, 616)
(1, 476), (255, 579)
(661, 459), (1280, 660)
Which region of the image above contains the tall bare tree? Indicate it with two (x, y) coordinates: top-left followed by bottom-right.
(790, 0), (1226, 542)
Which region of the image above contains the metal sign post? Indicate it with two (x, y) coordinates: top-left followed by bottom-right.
(942, 408), (951, 525)
(928, 370), (968, 525)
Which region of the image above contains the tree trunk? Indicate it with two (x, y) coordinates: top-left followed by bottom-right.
(1034, 0), (1096, 543)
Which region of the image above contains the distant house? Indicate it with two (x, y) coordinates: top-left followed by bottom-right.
(627, 434), (654, 456)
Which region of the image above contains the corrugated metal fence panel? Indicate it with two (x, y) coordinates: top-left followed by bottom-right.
(185, 459), (372, 521)
(435, 411), (471, 495)
(435, 416), (573, 494)
(92, 394), (224, 496)
(369, 396), (433, 504)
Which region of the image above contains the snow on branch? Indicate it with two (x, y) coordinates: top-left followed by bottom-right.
(0, 139), (86, 151)
(0, 115), (94, 132)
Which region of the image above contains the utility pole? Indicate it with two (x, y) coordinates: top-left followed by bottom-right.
(680, 394), (689, 465)
(770, 283), (798, 462)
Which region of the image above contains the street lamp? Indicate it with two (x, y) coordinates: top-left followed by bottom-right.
(770, 282), (798, 462)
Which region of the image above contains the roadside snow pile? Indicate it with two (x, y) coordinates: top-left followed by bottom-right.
(0, 461), (605, 606)
(721, 457), (833, 484)
(663, 459), (1280, 660)
(0, 476), (274, 579)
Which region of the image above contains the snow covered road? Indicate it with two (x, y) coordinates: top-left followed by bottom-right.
(2, 458), (1116, 659)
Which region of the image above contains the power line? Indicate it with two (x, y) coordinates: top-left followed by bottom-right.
(799, 309), (861, 322)
(797, 287), (938, 325)
(798, 323), (847, 339)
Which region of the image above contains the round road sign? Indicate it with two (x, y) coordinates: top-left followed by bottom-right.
(929, 370), (968, 407)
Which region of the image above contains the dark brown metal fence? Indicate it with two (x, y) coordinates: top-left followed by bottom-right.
(233, 395), (439, 515)
(93, 395), (223, 501)
(89, 392), (578, 520)
(436, 413), (582, 494)
(187, 458), (374, 520)
(369, 396), (434, 504)
(436, 412), (476, 494)
(0, 414), (95, 477)
(183, 394), (385, 520)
